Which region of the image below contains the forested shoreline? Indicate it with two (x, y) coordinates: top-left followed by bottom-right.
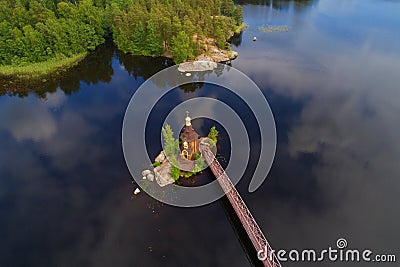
(0, 0), (243, 78)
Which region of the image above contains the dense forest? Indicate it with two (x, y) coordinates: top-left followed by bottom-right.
(0, 0), (243, 68)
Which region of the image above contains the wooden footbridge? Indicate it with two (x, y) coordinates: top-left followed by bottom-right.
(199, 141), (282, 267)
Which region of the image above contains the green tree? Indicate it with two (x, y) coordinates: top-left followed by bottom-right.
(145, 19), (163, 56)
(221, 0), (234, 16)
(22, 25), (47, 62)
(207, 126), (218, 144)
(29, 0), (55, 24)
(161, 124), (181, 180)
(0, 0), (108, 66)
(171, 15), (182, 37)
(233, 5), (243, 26)
(132, 21), (146, 54)
(162, 124), (179, 158)
(170, 31), (191, 63)
(214, 26), (226, 48)
(182, 15), (195, 38)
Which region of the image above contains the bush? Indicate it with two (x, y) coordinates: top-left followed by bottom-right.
(207, 126), (219, 144)
(153, 161), (161, 167)
(171, 165), (180, 181)
(193, 152), (201, 160)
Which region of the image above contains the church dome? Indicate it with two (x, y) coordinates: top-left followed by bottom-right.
(185, 112), (191, 126)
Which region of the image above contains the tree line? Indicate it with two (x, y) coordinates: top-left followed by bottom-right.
(0, 0), (243, 66)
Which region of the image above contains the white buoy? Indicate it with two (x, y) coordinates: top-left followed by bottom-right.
(253, 36), (257, 41)
(134, 188), (141, 195)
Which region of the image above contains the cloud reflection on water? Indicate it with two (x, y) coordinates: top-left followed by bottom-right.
(232, 1), (400, 263)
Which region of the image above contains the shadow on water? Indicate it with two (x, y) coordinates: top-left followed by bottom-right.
(221, 196), (264, 267)
(116, 50), (174, 80)
(0, 41), (115, 98)
(0, 42), (177, 98)
(230, 31), (243, 48)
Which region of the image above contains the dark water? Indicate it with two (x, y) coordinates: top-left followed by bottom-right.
(1, 0), (400, 266)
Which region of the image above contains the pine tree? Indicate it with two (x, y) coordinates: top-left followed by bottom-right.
(214, 26), (226, 48)
(132, 21), (146, 54)
(162, 124), (179, 158)
(233, 5), (243, 26)
(207, 126), (219, 144)
(171, 15), (182, 37)
(221, 0), (234, 16)
(170, 31), (191, 63)
(145, 19), (163, 56)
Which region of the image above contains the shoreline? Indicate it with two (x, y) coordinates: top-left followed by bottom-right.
(0, 24), (245, 80)
(0, 53), (88, 80)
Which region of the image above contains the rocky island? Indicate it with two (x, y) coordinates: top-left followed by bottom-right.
(142, 113), (218, 187)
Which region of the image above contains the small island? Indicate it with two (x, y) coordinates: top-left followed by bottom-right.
(0, 0), (243, 79)
(142, 112), (218, 187)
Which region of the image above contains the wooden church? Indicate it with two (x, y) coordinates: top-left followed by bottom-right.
(180, 112), (200, 160)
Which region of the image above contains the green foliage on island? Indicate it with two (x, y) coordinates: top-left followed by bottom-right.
(111, 0), (243, 63)
(160, 124), (220, 181)
(182, 151), (208, 177)
(152, 161), (161, 167)
(170, 31), (193, 64)
(0, 0), (243, 75)
(161, 124), (181, 181)
(162, 124), (180, 158)
(0, 0), (108, 68)
(161, 124), (181, 182)
(207, 125), (219, 144)
(192, 156), (208, 173)
(193, 152), (201, 160)
(171, 165), (180, 181)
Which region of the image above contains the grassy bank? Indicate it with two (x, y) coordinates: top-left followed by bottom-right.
(0, 53), (88, 80)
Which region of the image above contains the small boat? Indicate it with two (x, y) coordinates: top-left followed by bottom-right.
(253, 36), (257, 41)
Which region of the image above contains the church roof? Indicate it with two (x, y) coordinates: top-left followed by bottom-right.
(180, 125), (199, 142)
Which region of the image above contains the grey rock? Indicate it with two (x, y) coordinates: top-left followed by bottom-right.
(154, 161), (175, 187)
(147, 173), (155, 182)
(142, 169), (152, 176)
(178, 61), (217, 72)
(155, 151), (166, 163)
(196, 56), (213, 62)
(229, 51), (238, 59)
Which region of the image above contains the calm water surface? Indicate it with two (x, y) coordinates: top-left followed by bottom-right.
(1, 0), (399, 266)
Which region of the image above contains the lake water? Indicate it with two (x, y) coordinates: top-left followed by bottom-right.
(1, 0), (399, 266)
